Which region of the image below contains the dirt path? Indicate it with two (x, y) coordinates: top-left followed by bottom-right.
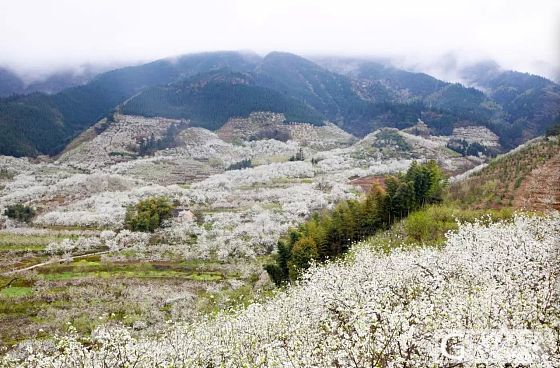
(514, 152), (560, 211)
(1, 250), (110, 276)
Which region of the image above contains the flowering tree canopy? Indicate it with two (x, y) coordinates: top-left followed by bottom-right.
(2, 214), (558, 367)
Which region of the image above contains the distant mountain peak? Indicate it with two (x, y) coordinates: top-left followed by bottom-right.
(1, 51), (559, 157)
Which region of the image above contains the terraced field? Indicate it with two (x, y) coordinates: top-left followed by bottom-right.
(0, 113), (492, 350)
(0, 232), (264, 347)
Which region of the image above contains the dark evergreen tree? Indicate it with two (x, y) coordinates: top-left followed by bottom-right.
(265, 161), (447, 285)
(289, 148), (305, 161)
(4, 204), (35, 223)
(226, 159), (252, 171)
(125, 197), (174, 232)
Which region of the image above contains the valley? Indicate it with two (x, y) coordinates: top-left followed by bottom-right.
(0, 51), (558, 366)
(0, 109), (493, 348)
(1, 52), (559, 158)
(0, 0), (559, 362)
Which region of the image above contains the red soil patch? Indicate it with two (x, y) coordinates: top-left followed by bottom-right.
(513, 152), (560, 211)
(349, 175), (386, 193)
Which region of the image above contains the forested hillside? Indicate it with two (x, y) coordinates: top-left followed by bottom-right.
(0, 66), (104, 97)
(0, 68), (24, 97)
(255, 52), (363, 122)
(1, 51), (559, 157)
(266, 161), (446, 283)
(0, 52), (260, 156)
(121, 71), (324, 129)
(319, 57), (559, 148)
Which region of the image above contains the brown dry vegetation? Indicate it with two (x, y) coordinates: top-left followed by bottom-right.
(349, 175), (386, 193)
(513, 151), (560, 210)
(450, 137), (560, 210)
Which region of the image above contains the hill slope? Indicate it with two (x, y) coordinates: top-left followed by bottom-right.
(0, 68), (24, 97)
(121, 71), (324, 129)
(318, 57), (560, 148)
(1, 52), (559, 157)
(461, 61), (560, 141)
(3, 214), (558, 366)
(122, 53), (514, 138)
(0, 52), (260, 156)
(255, 52), (364, 122)
(451, 135), (560, 210)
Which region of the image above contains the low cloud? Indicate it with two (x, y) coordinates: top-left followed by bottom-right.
(1, 0), (558, 81)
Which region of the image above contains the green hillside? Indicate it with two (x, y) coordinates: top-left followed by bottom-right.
(450, 134), (560, 209)
(122, 71), (324, 129)
(1, 51), (559, 157)
(0, 52), (260, 156)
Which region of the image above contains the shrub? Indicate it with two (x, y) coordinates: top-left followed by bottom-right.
(125, 197), (174, 232)
(402, 204), (514, 245)
(0, 168), (13, 180)
(4, 204), (36, 223)
(226, 159), (252, 171)
(545, 119), (560, 137)
(266, 161), (448, 284)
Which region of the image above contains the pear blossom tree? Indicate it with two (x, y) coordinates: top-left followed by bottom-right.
(2, 214), (558, 367)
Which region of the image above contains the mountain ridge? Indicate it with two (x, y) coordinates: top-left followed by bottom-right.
(1, 51), (559, 157)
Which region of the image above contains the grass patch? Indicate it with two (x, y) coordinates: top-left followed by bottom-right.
(198, 284), (257, 314)
(72, 259), (101, 267)
(39, 261), (226, 281)
(360, 203), (516, 252)
(0, 233), (62, 247)
(0, 300), (40, 315)
(0, 286), (33, 298)
(402, 204), (514, 245)
(0, 244), (46, 252)
(187, 272), (223, 281)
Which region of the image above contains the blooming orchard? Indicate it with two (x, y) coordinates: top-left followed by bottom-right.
(3, 115), (472, 259)
(3, 214), (558, 367)
(0, 114), (550, 365)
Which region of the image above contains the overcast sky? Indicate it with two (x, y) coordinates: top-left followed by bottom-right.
(1, 0), (559, 81)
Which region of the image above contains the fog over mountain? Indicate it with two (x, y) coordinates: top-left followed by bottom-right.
(1, 0), (558, 82)
(2, 2), (560, 365)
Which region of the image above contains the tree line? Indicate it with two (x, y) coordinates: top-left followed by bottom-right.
(265, 161), (446, 284)
(137, 122), (186, 156)
(226, 159), (252, 171)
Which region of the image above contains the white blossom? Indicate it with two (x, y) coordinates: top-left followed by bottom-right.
(3, 214), (558, 367)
